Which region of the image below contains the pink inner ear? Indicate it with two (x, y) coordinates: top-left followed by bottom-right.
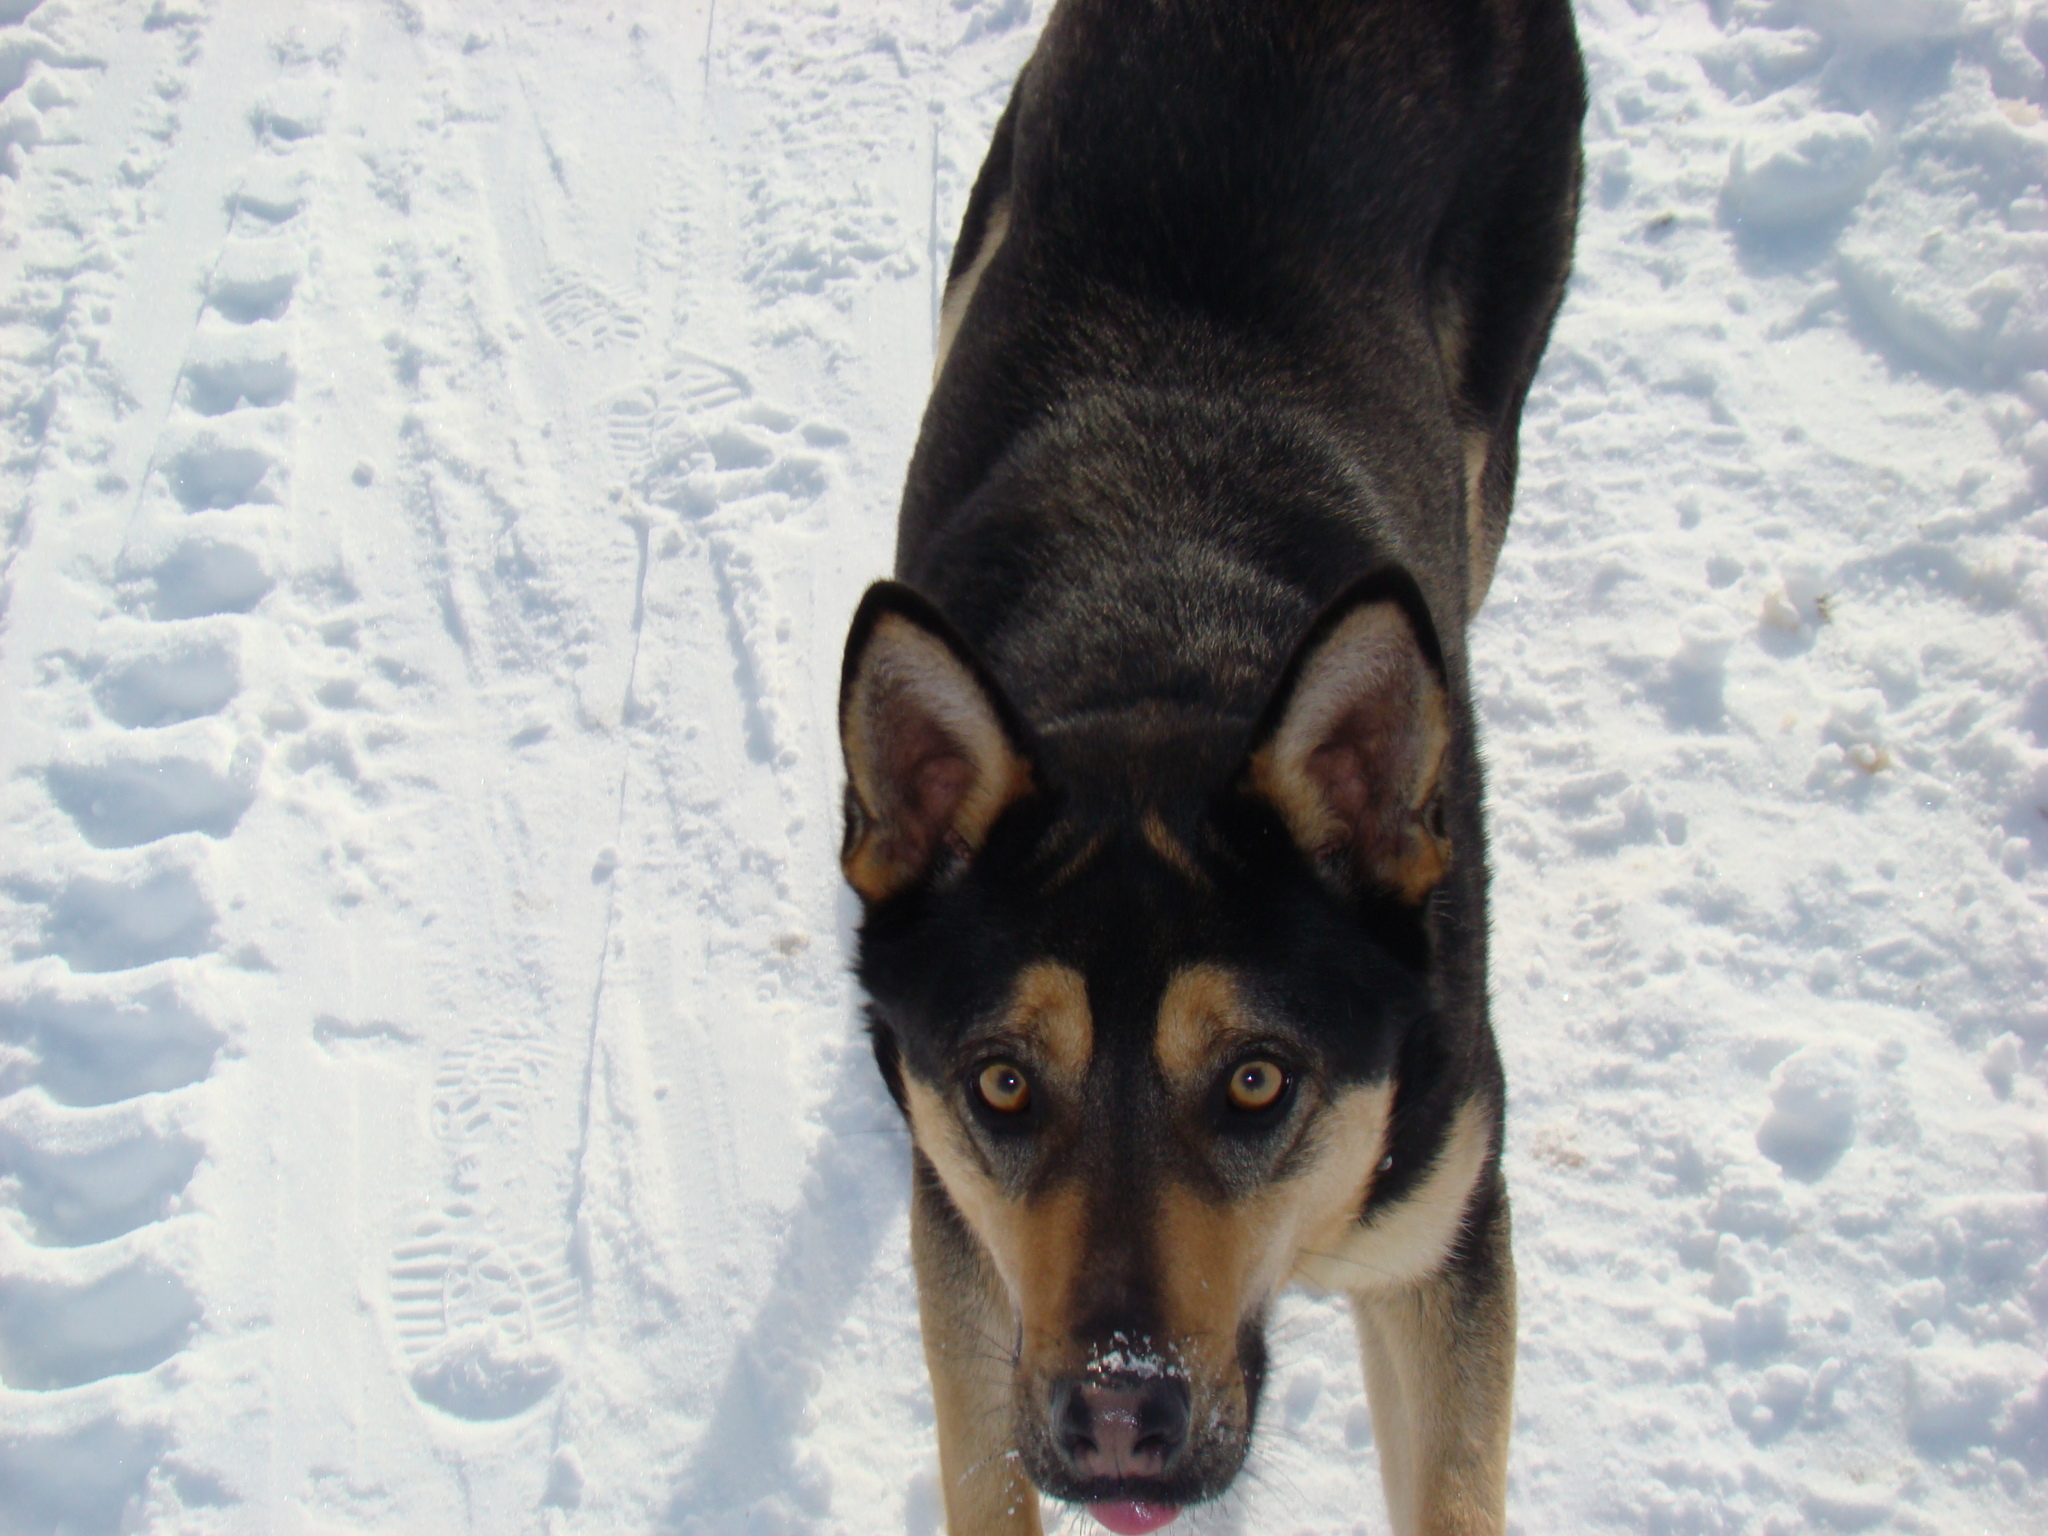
(1299, 661), (1426, 865)
(912, 752), (974, 827)
(877, 700), (976, 867)
(1306, 740), (1371, 834)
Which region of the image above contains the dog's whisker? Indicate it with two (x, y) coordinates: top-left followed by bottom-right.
(819, 1124), (911, 1140)
(952, 1440), (1030, 1486)
(1294, 1247), (1408, 1284)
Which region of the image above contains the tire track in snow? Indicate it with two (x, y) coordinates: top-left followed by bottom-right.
(411, 7), (923, 1516)
(358, 23), (754, 1447)
(576, 341), (853, 1511)
(631, 4), (1020, 1527)
(0, 5), (332, 1527)
(559, 510), (652, 1314)
(347, 7), (785, 1461)
(0, 3), (108, 620)
(349, 65), (637, 1439)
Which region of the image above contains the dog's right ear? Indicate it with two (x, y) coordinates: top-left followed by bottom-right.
(839, 582), (1035, 903)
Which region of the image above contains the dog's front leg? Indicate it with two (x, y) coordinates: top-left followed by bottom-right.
(911, 1151), (1042, 1536)
(1350, 1188), (1516, 1536)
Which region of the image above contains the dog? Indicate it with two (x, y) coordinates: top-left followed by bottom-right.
(836, 2), (1584, 1531)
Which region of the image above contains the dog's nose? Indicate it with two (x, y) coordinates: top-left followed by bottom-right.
(1052, 1375), (1191, 1482)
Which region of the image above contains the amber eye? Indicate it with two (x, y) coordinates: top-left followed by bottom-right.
(976, 1061), (1032, 1115)
(1226, 1060), (1288, 1114)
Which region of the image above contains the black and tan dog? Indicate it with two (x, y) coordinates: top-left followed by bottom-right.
(836, 2), (1583, 1531)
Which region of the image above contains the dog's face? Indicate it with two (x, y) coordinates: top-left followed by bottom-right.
(839, 574), (1459, 1510)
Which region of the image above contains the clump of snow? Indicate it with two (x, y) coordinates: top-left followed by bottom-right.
(1727, 112), (1881, 229)
(1793, 0), (1970, 48)
(406, 1332), (563, 1422)
(1756, 1045), (1860, 1179)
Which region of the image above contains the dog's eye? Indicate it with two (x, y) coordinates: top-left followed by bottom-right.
(1225, 1059), (1289, 1115)
(976, 1060), (1033, 1115)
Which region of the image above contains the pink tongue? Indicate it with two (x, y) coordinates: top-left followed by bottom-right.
(1089, 1502), (1180, 1535)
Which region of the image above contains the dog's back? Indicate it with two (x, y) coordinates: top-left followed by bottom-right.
(907, 0), (1585, 684)
(839, 4), (1584, 1532)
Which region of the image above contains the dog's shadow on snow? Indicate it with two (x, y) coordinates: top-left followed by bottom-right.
(662, 884), (914, 1534)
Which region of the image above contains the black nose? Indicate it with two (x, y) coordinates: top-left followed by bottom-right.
(1052, 1375), (1192, 1482)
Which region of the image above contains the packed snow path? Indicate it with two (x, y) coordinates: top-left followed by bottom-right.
(0, 1), (2042, 1532)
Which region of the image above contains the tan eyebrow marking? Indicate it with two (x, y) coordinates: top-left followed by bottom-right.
(1154, 963), (1254, 1084)
(1007, 960), (1092, 1079)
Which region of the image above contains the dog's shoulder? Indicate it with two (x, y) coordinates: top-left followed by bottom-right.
(905, 0), (1586, 652)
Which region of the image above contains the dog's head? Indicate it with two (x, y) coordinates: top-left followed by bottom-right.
(838, 572), (1459, 1514)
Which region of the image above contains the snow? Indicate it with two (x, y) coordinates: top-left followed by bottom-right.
(0, 0), (2042, 1533)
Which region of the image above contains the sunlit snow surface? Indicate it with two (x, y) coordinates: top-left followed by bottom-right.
(0, 1), (2043, 1532)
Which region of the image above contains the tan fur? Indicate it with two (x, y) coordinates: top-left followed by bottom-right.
(934, 193), (1013, 381)
(1314, 1096), (1510, 1536)
(1149, 961), (1509, 1533)
(842, 840), (903, 905)
(1281, 1081), (1401, 1275)
(1353, 1245), (1516, 1536)
(912, 1159), (1046, 1536)
(1433, 286), (1470, 398)
(1140, 810), (1207, 886)
(1390, 675), (1452, 903)
(901, 964), (1093, 1341)
(1154, 965), (1402, 1361)
(1435, 288), (1502, 622)
(903, 1085), (1091, 1347)
(1294, 1094), (1492, 1294)
(1149, 1185), (1272, 1401)
(1152, 963), (1243, 1083)
(1007, 961), (1093, 1079)
(1245, 603), (1451, 902)
(1044, 826), (1109, 891)
(1156, 1083), (1394, 1344)
(1463, 429), (1499, 616)
(842, 612), (1034, 901)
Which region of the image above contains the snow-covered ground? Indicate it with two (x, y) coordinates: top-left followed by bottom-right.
(0, 1), (2042, 1532)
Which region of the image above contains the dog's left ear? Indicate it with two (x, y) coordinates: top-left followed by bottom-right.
(839, 582), (1035, 903)
(1242, 570), (1453, 903)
